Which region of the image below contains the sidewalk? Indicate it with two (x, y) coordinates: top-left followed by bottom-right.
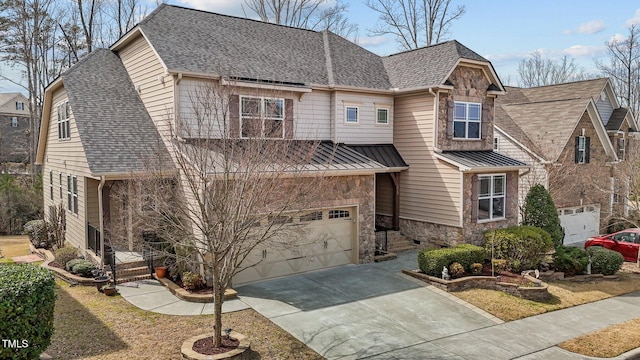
(116, 279), (250, 315)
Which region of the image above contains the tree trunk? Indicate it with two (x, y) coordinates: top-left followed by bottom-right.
(213, 269), (224, 348)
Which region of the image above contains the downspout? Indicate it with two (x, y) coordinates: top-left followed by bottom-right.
(98, 176), (106, 267)
(429, 88), (438, 149)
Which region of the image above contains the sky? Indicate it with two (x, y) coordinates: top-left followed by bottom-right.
(1, 0), (640, 94)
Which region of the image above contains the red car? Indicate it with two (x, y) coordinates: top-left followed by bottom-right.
(584, 228), (640, 262)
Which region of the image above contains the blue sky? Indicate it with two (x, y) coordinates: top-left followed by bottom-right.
(1, 0), (639, 93)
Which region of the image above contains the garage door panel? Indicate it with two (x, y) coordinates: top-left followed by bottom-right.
(234, 207), (356, 285)
(559, 204), (600, 245)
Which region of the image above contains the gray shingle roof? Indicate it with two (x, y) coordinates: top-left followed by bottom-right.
(606, 108), (629, 131)
(382, 40), (489, 89)
(62, 49), (172, 175)
(439, 151), (528, 170)
(138, 5), (391, 89)
(346, 144), (408, 168)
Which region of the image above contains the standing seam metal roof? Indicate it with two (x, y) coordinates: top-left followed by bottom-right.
(439, 151), (528, 170)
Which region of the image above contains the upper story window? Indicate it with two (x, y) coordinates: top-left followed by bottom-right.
(240, 96), (284, 138)
(575, 135), (590, 164)
(478, 174), (505, 221)
(376, 108), (389, 124)
(493, 137), (500, 150)
(57, 101), (70, 140)
(11, 117), (18, 127)
(67, 175), (78, 215)
(345, 106), (359, 123)
(617, 137), (625, 160)
(16, 101), (24, 111)
(49, 171), (53, 201)
(453, 102), (481, 139)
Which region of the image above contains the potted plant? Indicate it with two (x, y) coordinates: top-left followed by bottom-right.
(155, 266), (167, 279)
(101, 284), (117, 296)
(93, 275), (111, 292)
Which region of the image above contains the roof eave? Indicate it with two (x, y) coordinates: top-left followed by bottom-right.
(392, 84), (453, 95)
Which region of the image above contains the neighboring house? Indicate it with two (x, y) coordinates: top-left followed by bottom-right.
(36, 4), (526, 285)
(495, 78), (639, 245)
(0, 93), (30, 164)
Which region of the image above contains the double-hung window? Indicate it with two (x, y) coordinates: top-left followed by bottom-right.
(376, 108), (389, 124)
(478, 174), (505, 221)
(49, 171), (53, 200)
(575, 135), (589, 164)
(16, 101), (24, 111)
(453, 102), (481, 139)
(57, 101), (70, 140)
(67, 175), (78, 214)
(240, 96), (284, 138)
(11, 117), (18, 127)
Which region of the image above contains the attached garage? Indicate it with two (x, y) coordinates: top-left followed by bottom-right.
(559, 204), (600, 245)
(233, 206), (357, 285)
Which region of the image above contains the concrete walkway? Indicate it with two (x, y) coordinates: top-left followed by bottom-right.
(117, 279), (250, 315)
(236, 251), (640, 360)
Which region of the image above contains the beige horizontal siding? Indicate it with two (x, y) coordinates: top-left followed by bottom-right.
(296, 90), (331, 139)
(394, 93), (461, 227)
(335, 92), (394, 144)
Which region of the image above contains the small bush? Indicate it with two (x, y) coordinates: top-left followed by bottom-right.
(54, 246), (78, 267)
(449, 262), (464, 278)
(71, 260), (96, 278)
(65, 258), (85, 272)
(553, 246), (589, 276)
(470, 263), (483, 275)
(23, 219), (50, 248)
(587, 247), (624, 275)
(492, 259), (507, 273)
(181, 271), (203, 290)
(418, 244), (486, 276)
(0, 264), (56, 359)
(483, 225), (553, 273)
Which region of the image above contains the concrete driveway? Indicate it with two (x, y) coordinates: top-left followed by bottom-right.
(236, 251), (499, 359)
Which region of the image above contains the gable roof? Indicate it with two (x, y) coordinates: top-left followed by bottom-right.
(0, 93), (26, 107)
(496, 78), (616, 162)
(382, 40), (497, 89)
(132, 4), (391, 90)
(60, 49), (172, 175)
(605, 107), (637, 132)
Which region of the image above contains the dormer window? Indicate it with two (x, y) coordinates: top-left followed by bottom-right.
(453, 102), (481, 139)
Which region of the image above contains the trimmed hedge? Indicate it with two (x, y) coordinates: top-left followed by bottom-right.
(71, 260), (96, 278)
(65, 258), (85, 272)
(0, 264), (56, 360)
(418, 244), (486, 276)
(54, 246), (78, 267)
(483, 225), (553, 273)
(553, 246), (589, 276)
(587, 246), (624, 275)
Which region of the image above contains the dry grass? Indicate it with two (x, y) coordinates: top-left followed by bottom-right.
(0, 235), (30, 263)
(559, 317), (640, 358)
(46, 280), (322, 359)
(452, 272), (640, 322)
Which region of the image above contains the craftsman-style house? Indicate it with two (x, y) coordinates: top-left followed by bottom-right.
(36, 4), (527, 284)
(495, 78), (638, 244)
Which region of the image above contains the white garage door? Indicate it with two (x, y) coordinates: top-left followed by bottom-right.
(233, 207), (356, 285)
(559, 204), (600, 245)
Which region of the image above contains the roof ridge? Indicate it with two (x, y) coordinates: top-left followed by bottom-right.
(322, 31), (335, 86)
(504, 97), (585, 106)
(385, 40), (456, 58)
(515, 77), (609, 90)
(159, 4), (322, 34)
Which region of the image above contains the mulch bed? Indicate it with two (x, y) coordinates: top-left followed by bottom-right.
(48, 261), (64, 269)
(173, 279), (213, 295)
(192, 336), (239, 355)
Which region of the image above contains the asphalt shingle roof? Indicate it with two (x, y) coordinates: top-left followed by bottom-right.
(495, 79), (611, 162)
(606, 108), (629, 131)
(138, 5), (391, 89)
(382, 40), (489, 89)
(439, 151), (528, 170)
(62, 49), (172, 175)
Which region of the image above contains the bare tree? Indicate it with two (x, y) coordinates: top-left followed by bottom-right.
(243, 0), (358, 38)
(517, 51), (593, 87)
(366, 0), (465, 50)
(111, 79), (330, 348)
(596, 24), (640, 117)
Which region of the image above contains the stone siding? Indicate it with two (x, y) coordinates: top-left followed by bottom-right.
(437, 66), (495, 151)
(0, 114), (29, 163)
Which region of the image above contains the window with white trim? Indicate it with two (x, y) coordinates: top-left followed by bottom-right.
(478, 174), (505, 221)
(67, 175), (78, 214)
(11, 117), (18, 127)
(16, 101), (24, 111)
(376, 108), (389, 124)
(49, 171), (53, 200)
(240, 96), (284, 138)
(453, 102), (481, 139)
(576, 136), (586, 164)
(59, 173), (63, 200)
(345, 106), (359, 123)
(57, 101), (70, 140)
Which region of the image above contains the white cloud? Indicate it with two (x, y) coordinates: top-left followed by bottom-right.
(175, 0), (246, 16)
(562, 45), (605, 58)
(627, 9), (640, 26)
(357, 36), (389, 47)
(609, 33), (626, 44)
(563, 20), (605, 35)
